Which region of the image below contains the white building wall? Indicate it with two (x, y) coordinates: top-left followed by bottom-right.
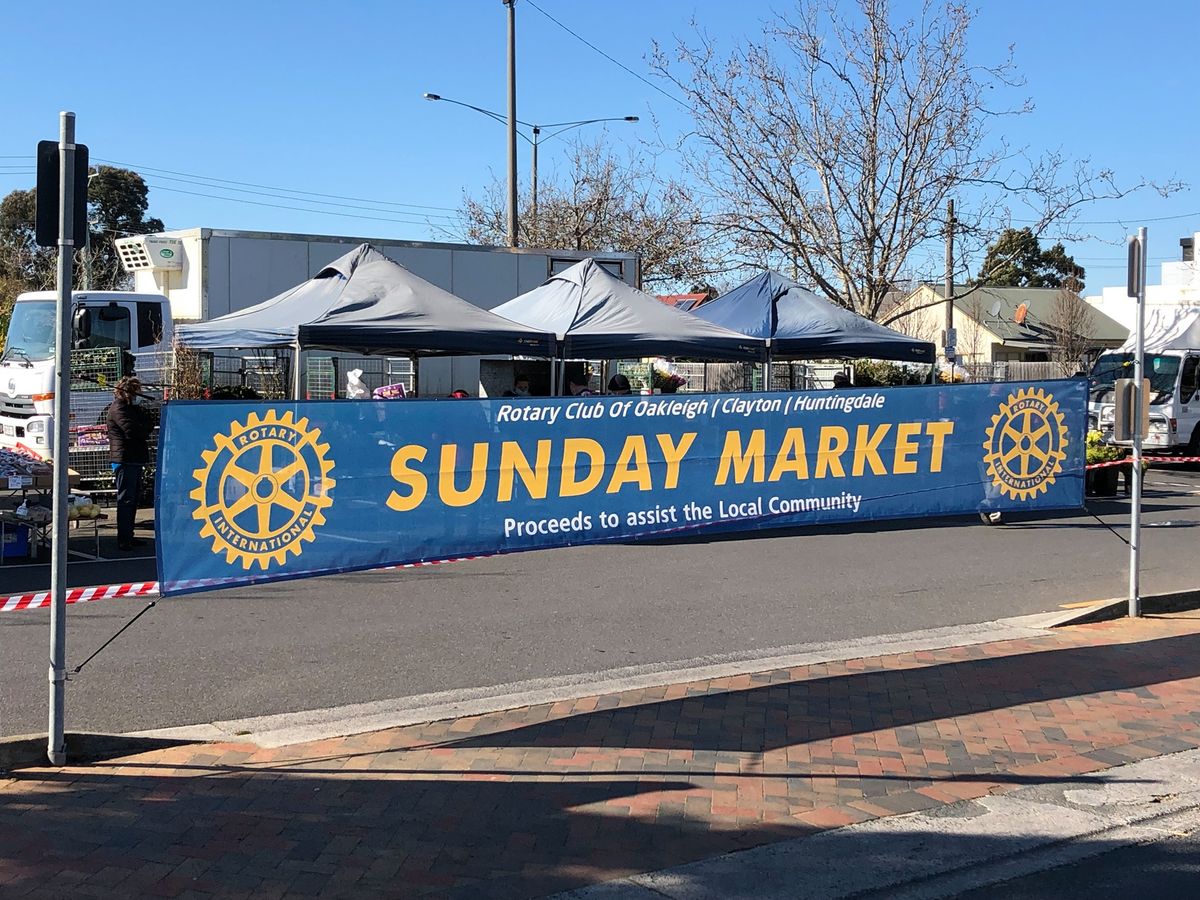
(1086, 230), (1200, 329)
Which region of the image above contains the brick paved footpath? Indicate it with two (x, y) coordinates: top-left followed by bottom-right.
(3, 611), (1200, 899)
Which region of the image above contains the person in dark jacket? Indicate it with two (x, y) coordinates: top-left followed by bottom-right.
(106, 377), (154, 551)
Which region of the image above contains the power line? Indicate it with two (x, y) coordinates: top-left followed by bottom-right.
(130, 170), (456, 220)
(94, 157), (459, 213)
(523, 0), (689, 109)
(143, 181), (444, 228)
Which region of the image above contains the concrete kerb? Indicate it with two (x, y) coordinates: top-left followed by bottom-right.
(0, 731), (192, 774)
(1029, 587), (1200, 628)
(5, 589), (1200, 772)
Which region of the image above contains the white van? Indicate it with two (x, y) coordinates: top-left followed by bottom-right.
(1089, 308), (1200, 453)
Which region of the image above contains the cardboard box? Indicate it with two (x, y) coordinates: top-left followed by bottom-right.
(32, 468), (81, 489)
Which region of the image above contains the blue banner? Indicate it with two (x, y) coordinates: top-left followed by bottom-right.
(156, 380), (1086, 596)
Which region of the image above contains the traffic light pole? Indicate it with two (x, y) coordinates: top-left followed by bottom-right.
(48, 111), (77, 765)
(1128, 227), (1147, 619)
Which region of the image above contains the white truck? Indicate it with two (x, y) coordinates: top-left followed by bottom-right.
(1, 290), (173, 457)
(1, 228), (639, 460)
(1088, 307), (1200, 453)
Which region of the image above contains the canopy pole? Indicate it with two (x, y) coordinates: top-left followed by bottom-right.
(292, 343), (303, 400)
(763, 340), (773, 392)
(411, 354), (420, 398)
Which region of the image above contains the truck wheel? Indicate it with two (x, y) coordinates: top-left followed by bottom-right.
(1189, 425), (1200, 457)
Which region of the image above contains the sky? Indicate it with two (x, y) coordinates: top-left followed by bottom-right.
(2, 0), (1196, 296)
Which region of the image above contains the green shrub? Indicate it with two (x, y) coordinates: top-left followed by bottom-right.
(853, 360), (926, 386)
(1086, 430), (1122, 465)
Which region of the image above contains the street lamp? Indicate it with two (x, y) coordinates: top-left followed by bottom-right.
(423, 93), (638, 242)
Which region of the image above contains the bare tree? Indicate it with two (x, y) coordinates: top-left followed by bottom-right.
(456, 139), (713, 288)
(1048, 278), (1096, 376)
(653, 0), (1177, 321)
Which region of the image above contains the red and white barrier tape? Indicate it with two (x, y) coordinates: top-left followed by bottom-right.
(1086, 455), (1200, 470)
(1, 581), (159, 613)
(0, 554), (493, 613)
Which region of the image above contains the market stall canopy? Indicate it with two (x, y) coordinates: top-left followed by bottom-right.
(491, 258), (765, 361)
(1118, 306), (1200, 353)
(175, 244), (555, 357)
(693, 271), (935, 363)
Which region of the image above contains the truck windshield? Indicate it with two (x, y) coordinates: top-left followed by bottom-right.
(1, 301), (57, 362)
(1090, 353), (1181, 393)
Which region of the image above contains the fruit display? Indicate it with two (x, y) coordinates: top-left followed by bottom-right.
(1, 447), (41, 477)
(66, 493), (102, 520)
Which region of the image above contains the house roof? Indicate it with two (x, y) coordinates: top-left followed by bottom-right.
(656, 293), (710, 311)
(919, 283), (1128, 346)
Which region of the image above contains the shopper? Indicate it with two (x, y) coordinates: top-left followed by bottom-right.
(607, 373), (632, 395)
(106, 377), (154, 551)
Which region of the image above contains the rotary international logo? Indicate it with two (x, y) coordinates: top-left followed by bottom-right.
(191, 410), (335, 570)
(982, 387), (1069, 501)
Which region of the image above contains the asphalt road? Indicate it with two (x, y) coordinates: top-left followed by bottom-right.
(961, 829), (1200, 899)
(2, 469), (1200, 737)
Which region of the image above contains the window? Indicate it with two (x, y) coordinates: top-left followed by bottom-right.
(86, 305), (131, 351)
(1181, 357), (1200, 400)
(137, 302), (164, 347)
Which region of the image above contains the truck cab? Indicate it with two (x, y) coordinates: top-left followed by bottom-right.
(0, 291), (172, 458)
(1089, 350), (1200, 452)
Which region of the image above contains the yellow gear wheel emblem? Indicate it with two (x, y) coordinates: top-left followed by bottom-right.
(190, 410), (335, 571)
(982, 387), (1069, 501)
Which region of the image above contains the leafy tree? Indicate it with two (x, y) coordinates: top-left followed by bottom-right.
(0, 166), (163, 299)
(974, 227), (1084, 289)
(457, 139), (714, 288)
(653, 0), (1171, 320)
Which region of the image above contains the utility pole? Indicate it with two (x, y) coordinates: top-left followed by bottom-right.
(504, 0), (519, 247)
(944, 198), (955, 365)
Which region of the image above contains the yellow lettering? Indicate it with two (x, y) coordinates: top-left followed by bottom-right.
(386, 445), (428, 512)
(607, 435), (652, 494)
(656, 432), (696, 490)
(768, 427), (809, 481)
(852, 424), (891, 476)
(715, 429), (765, 485)
(560, 438), (605, 498)
(815, 426), (849, 478)
(498, 440), (551, 502)
(893, 423), (922, 474)
(438, 442), (489, 507)
(926, 421), (955, 473)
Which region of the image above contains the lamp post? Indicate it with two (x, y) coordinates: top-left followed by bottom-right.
(423, 93), (637, 242)
(503, 0), (517, 246)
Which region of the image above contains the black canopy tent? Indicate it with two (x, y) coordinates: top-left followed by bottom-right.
(692, 271), (935, 378)
(492, 259), (764, 391)
(175, 244), (557, 397)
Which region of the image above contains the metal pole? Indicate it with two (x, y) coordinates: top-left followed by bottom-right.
(531, 126), (539, 242)
(505, 0), (519, 248)
(944, 198), (955, 364)
(292, 344), (303, 400)
(1129, 227), (1148, 618)
(48, 111), (76, 766)
(82, 227), (91, 291)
